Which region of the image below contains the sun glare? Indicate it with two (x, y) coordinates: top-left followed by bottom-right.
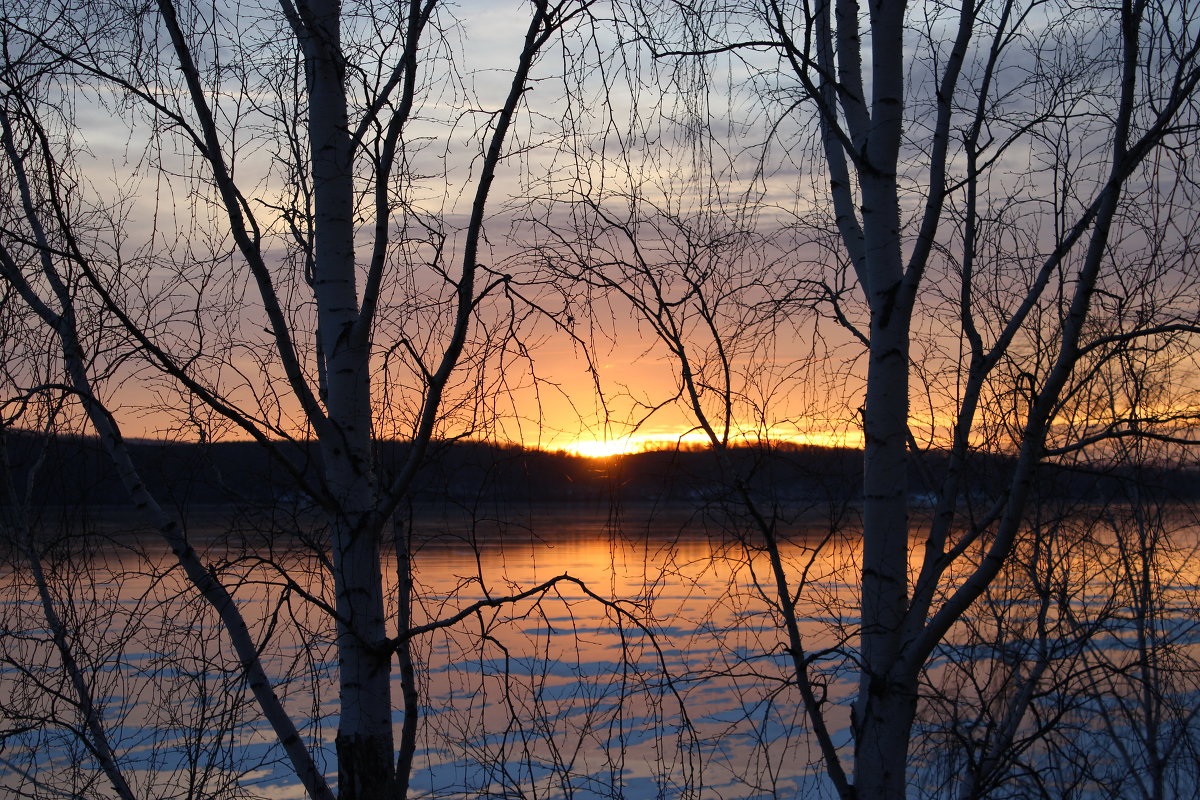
(561, 438), (646, 458)
(558, 429), (862, 459)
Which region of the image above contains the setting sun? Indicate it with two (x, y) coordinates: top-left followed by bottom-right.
(559, 432), (716, 458)
(557, 429), (864, 458)
(561, 438), (645, 458)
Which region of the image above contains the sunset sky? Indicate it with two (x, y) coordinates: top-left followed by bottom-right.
(44, 0), (879, 457)
(19, 0), (1194, 460)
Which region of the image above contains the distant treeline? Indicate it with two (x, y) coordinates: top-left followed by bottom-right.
(2, 430), (1196, 510)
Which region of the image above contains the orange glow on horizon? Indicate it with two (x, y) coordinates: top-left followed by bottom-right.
(554, 429), (864, 458)
(560, 438), (651, 458)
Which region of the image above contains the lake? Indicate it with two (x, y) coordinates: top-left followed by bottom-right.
(2, 501), (1198, 799)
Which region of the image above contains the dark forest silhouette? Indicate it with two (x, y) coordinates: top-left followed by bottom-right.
(6, 431), (1196, 510)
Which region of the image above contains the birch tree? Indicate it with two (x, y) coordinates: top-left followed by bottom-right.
(547, 1), (1200, 797)
(0, 1), (600, 797)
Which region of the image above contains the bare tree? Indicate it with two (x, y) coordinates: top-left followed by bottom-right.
(533, 1), (1200, 797)
(6, 0), (1200, 797)
(0, 1), (608, 797)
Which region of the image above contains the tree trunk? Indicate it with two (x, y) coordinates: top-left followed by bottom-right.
(328, 488), (395, 799)
(853, 673), (919, 800)
(852, 5), (913, 781)
(304, 0), (396, 794)
(854, 300), (915, 800)
(395, 518), (421, 798)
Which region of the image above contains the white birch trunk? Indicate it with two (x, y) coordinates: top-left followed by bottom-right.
(303, 0), (395, 794)
(847, 4), (920, 796)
